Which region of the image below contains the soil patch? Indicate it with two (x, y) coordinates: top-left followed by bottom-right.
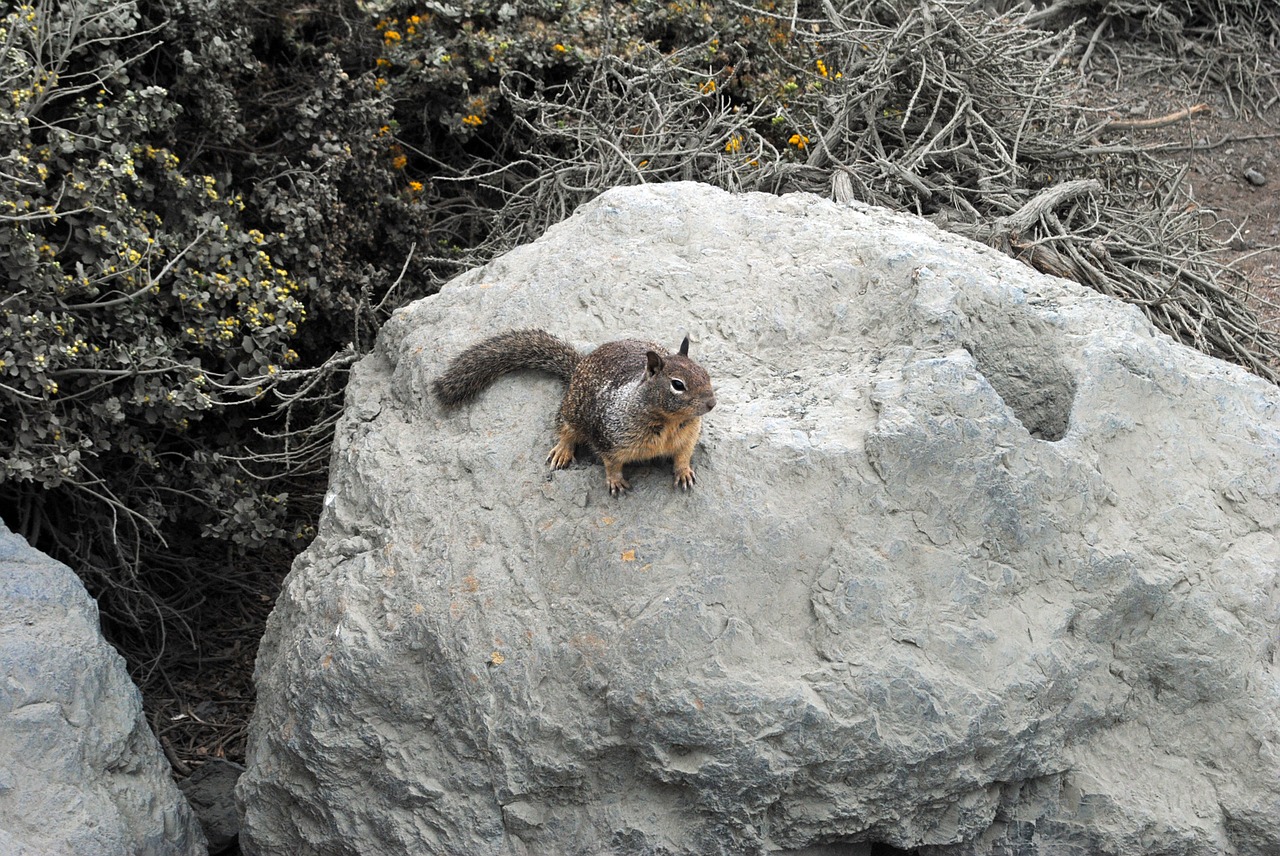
(1080, 48), (1280, 336)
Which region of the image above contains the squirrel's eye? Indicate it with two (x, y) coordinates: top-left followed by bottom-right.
(671, 378), (687, 393)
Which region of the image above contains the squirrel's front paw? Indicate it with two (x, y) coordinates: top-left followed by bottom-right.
(547, 441), (575, 470)
(674, 467), (696, 490)
(607, 474), (631, 496)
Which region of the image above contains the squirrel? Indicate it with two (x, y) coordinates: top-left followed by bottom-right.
(432, 329), (716, 495)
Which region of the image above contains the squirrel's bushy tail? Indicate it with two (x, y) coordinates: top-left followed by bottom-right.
(432, 328), (581, 405)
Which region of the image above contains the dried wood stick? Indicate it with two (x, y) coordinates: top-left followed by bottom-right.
(1000, 179), (1102, 234)
(1103, 103), (1210, 132)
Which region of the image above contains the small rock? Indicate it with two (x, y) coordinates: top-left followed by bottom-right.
(178, 759), (244, 854)
(0, 522), (207, 856)
(1244, 167), (1267, 186)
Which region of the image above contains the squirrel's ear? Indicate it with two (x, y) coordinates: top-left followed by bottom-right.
(678, 336), (690, 357)
(646, 350), (664, 376)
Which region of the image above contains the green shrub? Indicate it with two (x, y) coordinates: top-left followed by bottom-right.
(0, 0), (435, 672)
(0, 0), (309, 543)
(362, 0), (1277, 376)
(144, 0), (431, 353)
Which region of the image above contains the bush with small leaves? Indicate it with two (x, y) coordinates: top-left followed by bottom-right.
(142, 0), (430, 354)
(0, 1), (309, 596)
(359, 0), (1278, 376)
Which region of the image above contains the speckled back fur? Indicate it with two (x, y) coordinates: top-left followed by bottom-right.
(560, 339), (711, 455)
(434, 329), (715, 493)
(432, 329), (581, 405)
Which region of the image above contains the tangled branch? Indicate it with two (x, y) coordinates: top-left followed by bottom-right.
(426, 0), (1279, 381)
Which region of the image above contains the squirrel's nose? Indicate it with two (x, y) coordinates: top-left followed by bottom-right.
(705, 395), (717, 412)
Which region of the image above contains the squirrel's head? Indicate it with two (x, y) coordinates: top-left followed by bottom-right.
(644, 336), (716, 417)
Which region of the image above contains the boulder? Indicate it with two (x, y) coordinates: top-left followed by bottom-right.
(0, 521), (207, 855)
(237, 182), (1280, 856)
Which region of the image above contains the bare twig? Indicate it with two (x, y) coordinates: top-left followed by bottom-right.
(1102, 103), (1211, 132)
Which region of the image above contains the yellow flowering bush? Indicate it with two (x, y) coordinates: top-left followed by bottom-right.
(0, 0), (308, 563)
(351, 0), (847, 255)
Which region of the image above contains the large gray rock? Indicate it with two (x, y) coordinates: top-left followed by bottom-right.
(238, 182), (1280, 856)
(0, 522), (207, 855)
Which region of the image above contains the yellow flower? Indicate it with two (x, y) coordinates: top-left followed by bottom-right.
(724, 134), (743, 154)
(788, 134), (809, 149)
(553, 43), (567, 53)
(383, 30), (401, 43)
(461, 114), (483, 127)
(700, 79), (716, 94)
(391, 153), (407, 169)
(816, 59), (828, 78)
(408, 180), (423, 192)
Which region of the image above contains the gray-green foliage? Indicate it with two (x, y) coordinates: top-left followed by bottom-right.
(0, 0), (308, 554)
(0, 0), (437, 674)
(368, 0), (1278, 377)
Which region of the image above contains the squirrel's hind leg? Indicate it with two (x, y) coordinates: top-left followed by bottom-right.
(547, 423), (580, 470)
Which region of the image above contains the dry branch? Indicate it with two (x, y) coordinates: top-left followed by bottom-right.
(1102, 103), (1211, 132)
(427, 0), (1280, 382)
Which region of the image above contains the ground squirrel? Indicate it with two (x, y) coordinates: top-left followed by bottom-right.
(433, 329), (716, 494)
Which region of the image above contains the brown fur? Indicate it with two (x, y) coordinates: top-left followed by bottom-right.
(435, 330), (716, 494)
(432, 329), (580, 405)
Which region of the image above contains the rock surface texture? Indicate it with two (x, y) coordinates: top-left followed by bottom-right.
(178, 759), (244, 855)
(0, 522), (207, 856)
(238, 183), (1280, 856)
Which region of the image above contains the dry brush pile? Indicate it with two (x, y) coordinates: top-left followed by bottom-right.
(410, 0), (1280, 379)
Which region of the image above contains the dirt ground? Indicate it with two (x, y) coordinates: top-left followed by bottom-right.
(1082, 50), (1280, 334)
(152, 29), (1280, 854)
